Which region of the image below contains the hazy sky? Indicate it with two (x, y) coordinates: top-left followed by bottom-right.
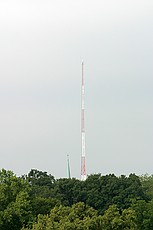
(0, 0), (153, 178)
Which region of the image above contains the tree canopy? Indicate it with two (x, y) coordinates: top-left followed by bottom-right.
(0, 168), (153, 229)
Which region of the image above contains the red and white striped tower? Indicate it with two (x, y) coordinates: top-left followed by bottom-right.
(81, 61), (87, 181)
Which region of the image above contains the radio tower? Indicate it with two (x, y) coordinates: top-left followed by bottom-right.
(81, 61), (87, 181)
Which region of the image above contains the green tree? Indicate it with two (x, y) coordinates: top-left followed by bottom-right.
(25, 169), (55, 188)
(22, 202), (138, 230)
(31, 196), (60, 216)
(132, 199), (153, 230)
(0, 169), (32, 230)
(22, 202), (101, 230)
(84, 173), (147, 214)
(53, 178), (85, 206)
(100, 205), (137, 230)
(24, 169), (60, 217)
(140, 174), (153, 200)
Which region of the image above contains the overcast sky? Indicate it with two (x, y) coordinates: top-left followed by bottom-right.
(0, 0), (153, 178)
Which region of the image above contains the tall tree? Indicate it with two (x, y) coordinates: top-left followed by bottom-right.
(0, 169), (32, 230)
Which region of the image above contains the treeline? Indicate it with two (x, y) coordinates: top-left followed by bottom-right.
(0, 169), (153, 229)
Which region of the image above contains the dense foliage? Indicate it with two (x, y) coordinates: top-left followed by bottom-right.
(0, 168), (153, 229)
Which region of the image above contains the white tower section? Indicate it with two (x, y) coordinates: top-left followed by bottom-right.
(81, 61), (87, 181)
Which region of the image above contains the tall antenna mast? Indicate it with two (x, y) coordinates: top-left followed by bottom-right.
(81, 61), (87, 181)
(67, 154), (71, 179)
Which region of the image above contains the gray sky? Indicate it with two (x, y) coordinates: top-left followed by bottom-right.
(0, 0), (153, 178)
